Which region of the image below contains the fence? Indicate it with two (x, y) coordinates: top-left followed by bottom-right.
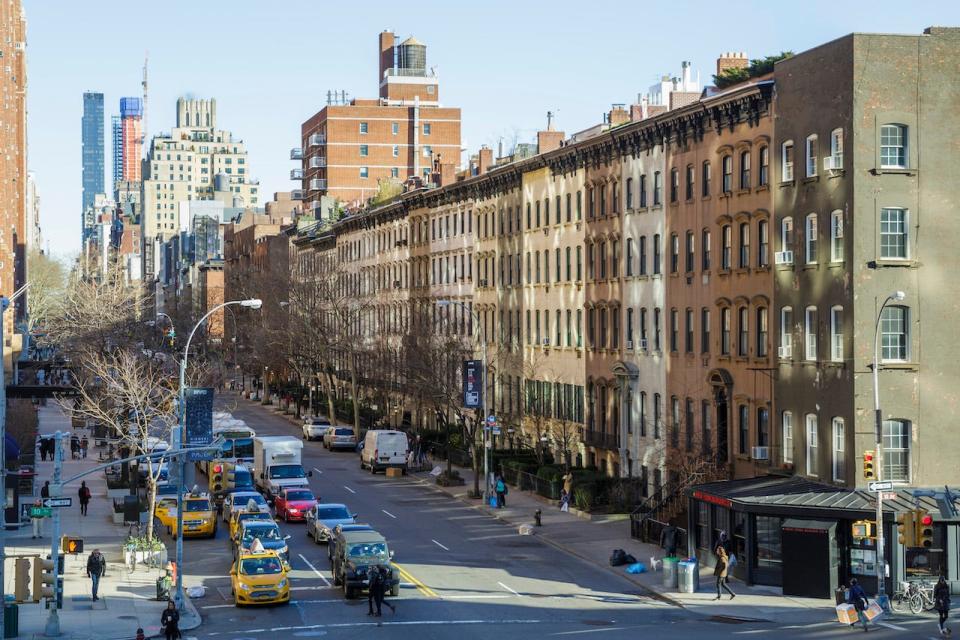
(501, 467), (560, 500)
(633, 517), (689, 553)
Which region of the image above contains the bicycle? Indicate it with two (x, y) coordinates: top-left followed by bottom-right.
(910, 580), (937, 614)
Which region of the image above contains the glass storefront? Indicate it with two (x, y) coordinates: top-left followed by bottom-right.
(905, 524), (946, 578)
(755, 516), (783, 570)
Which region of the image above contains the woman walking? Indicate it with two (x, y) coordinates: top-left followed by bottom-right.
(935, 575), (951, 636)
(160, 601), (180, 640)
(78, 481), (91, 516)
(713, 543), (735, 600)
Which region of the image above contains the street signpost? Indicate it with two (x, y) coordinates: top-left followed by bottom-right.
(29, 507), (52, 518)
(42, 498), (72, 509)
(868, 480), (894, 492)
(462, 360), (482, 409)
(184, 387), (215, 462)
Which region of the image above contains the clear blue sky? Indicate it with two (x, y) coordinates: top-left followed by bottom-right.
(25, 0), (960, 257)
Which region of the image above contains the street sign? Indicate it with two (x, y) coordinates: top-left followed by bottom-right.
(462, 360), (482, 409)
(882, 492), (898, 500)
(486, 415), (496, 424)
(492, 427), (501, 435)
(185, 387), (215, 461)
(42, 497), (71, 508)
(868, 480), (894, 492)
(29, 507), (52, 518)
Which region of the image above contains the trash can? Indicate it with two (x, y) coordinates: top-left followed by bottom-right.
(156, 574), (172, 601)
(4, 602), (18, 639)
(677, 560), (700, 594)
(662, 556), (679, 588)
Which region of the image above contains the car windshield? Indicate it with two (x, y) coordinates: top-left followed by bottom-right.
(231, 438), (254, 459)
(269, 464), (305, 479)
(240, 557), (282, 575)
(244, 526), (282, 542)
(239, 512), (271, 524)
(184, 499), (210, 512)
(233, 469), (253, 489)
(348, 542), (387, 559)
(285, 490), (314, 502)
(310, 418), (330, 426)
(158, 500), (177, 510)
(335, 429), (354, 436)
(233, 495), (265, 508)
(317, 506), (351, 520)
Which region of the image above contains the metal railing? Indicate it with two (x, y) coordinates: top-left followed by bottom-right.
(636, 518), (689, 553)
(309, 178), (327, 191)
(309, 156), (327, 169)
(308, 134), (326, 146)
(290, 148), (303, 160)
(501, 466), (560, 500)
(290, 169), (304, 180)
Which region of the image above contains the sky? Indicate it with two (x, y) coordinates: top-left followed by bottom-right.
(24, 0), (960, 258)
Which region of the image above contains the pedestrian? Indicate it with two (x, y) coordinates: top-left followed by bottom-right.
(713, 543), (735, 601)
(935, 575), (951, 636)
(367, 565), (383, 616)
(562, 470), (574, 497)
(31, 499), (43, 539)
(495, 475), (507, 508)
(70, 435), (79, 460)
(717, 530), (736, 568)
(660, 522), (679, 558)
(559, 489), (571, 513)
(86, 548), (106, 601)
(135, 628), (146, 640)
(81, 436), (89, 459)
(160, 601), (180, 640)
(78, 481), (91, 516)
(377, 565), (395, 614)
(38, 436), (47, 462)
(40, 480), (50, 499)
(847, 578), (869, 632)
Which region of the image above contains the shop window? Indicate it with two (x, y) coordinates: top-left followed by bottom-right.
(696, 501), (711, 551)
(755, 515), (783, 569)
(905, 525), (947, 578)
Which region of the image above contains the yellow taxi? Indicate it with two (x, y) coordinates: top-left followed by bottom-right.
(170, 493), (217, 539)
(229, 505), (274, 539)
(153, 497), (180, 533)
(230, 542), (290, 607)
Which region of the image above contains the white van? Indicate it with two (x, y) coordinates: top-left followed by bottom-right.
(360, 430), (409, 474)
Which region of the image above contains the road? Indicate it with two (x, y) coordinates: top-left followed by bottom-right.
(172, 397), (949, 640)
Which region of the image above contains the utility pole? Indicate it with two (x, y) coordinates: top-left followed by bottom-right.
(44, 433), (63, 637)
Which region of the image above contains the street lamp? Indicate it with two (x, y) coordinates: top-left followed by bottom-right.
(436, 299), (489, 503)
(872, 290), (906, 603)
(174, 298), (261, 611)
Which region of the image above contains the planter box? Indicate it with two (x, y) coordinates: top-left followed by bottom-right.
(123, 547), (167, 569)
(113, 510), (148, 525)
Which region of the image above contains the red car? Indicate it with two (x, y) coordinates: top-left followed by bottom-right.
(274, 487), (318, 522)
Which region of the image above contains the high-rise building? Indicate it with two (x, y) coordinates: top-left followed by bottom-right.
(120, 97), (143, 182)
(25, 172), (41, 252)
(82, 92), (105, 215)
(111, 115), (122, 192)
(142, 97), (260, 275)
(298, 31), (461, 212)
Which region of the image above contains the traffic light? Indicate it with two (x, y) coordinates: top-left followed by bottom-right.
(34, 557), (55, 602)
(226, 466), (236, 491)
(14, 558), (31, 602)
(862, 451), (876, 480)
(897, 511), (916, 547)
(212, 463), (224, 492)
(61, 536), (84, 554)
(917, 510), (934, 548)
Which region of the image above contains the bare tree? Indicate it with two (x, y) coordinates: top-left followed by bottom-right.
(25, 250), (66, 337)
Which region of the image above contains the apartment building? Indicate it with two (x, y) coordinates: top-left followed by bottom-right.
(298, 31), (461, 211)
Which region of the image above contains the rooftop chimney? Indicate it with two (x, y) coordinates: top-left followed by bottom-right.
(478, 146), (493, 175)
(716, 51), (749, 78)
(608, 104), (630, 127)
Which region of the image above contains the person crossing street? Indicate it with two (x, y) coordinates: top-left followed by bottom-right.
(86, 548), (106, 601)
(935, 575), (952, 636)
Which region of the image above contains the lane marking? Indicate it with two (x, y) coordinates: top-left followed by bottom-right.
(382, 509), (397, 519)
(312, 467), (323, 475)
(498, 581), (522, 597)
(205, 619), (543, 636)
(343, 485), (356, 494)
(393, 562), (439, 599)
(551, 628), (627, 636)
(298, 553), (331, 587)
(431, 539), (449, 551)
(466, 533), (519, 541)
(877, 622), (908, 631)
(443, 594), (513, 600)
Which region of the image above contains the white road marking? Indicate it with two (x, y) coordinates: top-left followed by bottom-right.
(205, 619), (544, 636)
(466, 533), (518, 541)
(431, 539), (449, 551)
(443, 594), (513, 600)
(200, 604), (236, 609)
(877, 622), (908, 631)
(312, 467), (323, 475)
(551, 628), (627, 636)
(382, 509), (397, 518)
(298, 553), (331, 587)
(343, 485), (356, 494)
(497, 581), (521, 597)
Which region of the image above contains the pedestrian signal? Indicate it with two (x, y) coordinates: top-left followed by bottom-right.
(862, 451), (875, 480)
(917, 510), (934, 548)
(897, 511), (915, 547)
(14, 558), (31, 602)
(61, 536), (84, 554)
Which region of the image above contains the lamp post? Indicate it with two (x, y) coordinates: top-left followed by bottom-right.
(872, 290), (906, 602)
(174, 298), (261, 611)
(437, 300), (489, 503)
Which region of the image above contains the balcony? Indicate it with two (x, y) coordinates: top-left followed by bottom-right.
(309, 178), (327, 191)
(582, 429), (620, 450)
(308, 133), (326, 147)
(290, 148), (303, 160)
(290, 189), (304, 201)
(309, 156), (327, 169)
(290, 168), (304, 180)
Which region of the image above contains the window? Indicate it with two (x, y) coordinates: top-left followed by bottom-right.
(599, 308), (608, 348)
(392, 145), (399, 157)
(758, 145), (769, 186)
(653, 393), (662, 439)
(753, 407), (769, 449)
(566, 309), (572, 346)
(599, 242), (607, 279)
(738, 222), (750, 268)
(671, 397), (681, 447)
(576, 246), (582, 280)
(639, 236), (647, 275)
(758, 219), (769, 267)
(805, 134), (818, 177)
(566, 193), (572, 222)
(670, 168), (679, 203)
(879, 208), (908, 259)
(882, 419), (910, 482)
(624, 177), (634, 210)
(423, 123), (431, 135)
(359, 144), (369, 157)
(702, 401), (712, 454)
(880, 124), (907, 168)
(653, 234), (661, 275)
(639, 175), (647, 207)
(805, 414), (818, 476)
(681, 164), (694, 201)
(685, 231), (695, 273)
(685, 398), (695, 451)
(701, 308), (710, 353)
(601, 186), (608, 215)
(685, 309), (694, 353)
(360, 166), (369, 178)
(781, 141), (794, 181)
(805, 214), (818, 263)
(536, 201), (541, 227)
(739, 150), (751, 189)
(830, 306), (843, 362)
(722, 155), (733, 193)
(781, 217), (793, 252)
(392, 122), (399, 135)
(639, 308), (648, 348)
(738, 405), (749, 455)
(577, 191), (582, 220)
(626, 308), (634, 347)
(757, 307), (768, 357)
(804, 306), (817, 361)
(701, 161), (711, 197)
(738, 307), (749, 357)
(611, 240), (619, 278)
(588, 187), (595, 218)
(780, 306), (793, 358)
(626, 239), (634, 276)
(611, 307), (619, 349)
(829, 211), (843, 262)
(359, 122), (368, 134)
(654, 308), (662, 351)
(832, 417), (845, 482)
(653, 172), (662, 205)
(782, 412), (794, 464)
(721, 225), (732, 270)
(829, 128), (843, 168)
(669, 234), (679, 273)
(880, 305), (909, 362)
(555, 247), (561, 281)
(721, 307), (731, 355)
(670, 309), (678, 352)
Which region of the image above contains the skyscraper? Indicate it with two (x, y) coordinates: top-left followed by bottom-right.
(111, 114), (122, 192)
(119, 97), (143, 182)
(82, 92), (105, 213)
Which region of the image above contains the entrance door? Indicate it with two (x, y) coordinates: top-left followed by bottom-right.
(715, 387), (728, 464)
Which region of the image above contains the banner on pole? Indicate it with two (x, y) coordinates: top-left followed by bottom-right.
(184, 387), (215, 461)
(462, 360), (482, 409)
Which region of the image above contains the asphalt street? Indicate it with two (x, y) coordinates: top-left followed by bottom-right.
(171, 398), (951, 640)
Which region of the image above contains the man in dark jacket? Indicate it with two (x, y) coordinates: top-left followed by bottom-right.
(935, 575), (951, 636)
(847, 578), (869, 631)
(660, 524), (678, 557)
(367, 565), (383, 616)
(86, 549), (106, 601)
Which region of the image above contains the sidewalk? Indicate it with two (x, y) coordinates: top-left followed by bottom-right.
(4, 405), (201, 640)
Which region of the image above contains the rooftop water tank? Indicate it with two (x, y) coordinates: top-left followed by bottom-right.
(397, 36), (426, 73)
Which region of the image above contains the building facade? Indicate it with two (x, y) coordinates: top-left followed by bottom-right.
(120, 97), (143, 182)
(82, 91), (105, 215)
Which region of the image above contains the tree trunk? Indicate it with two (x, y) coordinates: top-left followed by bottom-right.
(324, 371), (337, 423)
(471, 420), (481, 498)
(442, 411), (452, 476)
(348, 355), (361, 433)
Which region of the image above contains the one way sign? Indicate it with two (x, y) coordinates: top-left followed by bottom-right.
(43, 497), (72, 508)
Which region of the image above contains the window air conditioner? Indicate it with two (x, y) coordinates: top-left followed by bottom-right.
(626, 340), (634, 350)
(541, 338), (550, 347)
(479, 279), (488, 287)
(639, 338), (648, 351)
(774, 251), (794, 265)
(751, 446), (770, 460)
(393, 280), (401, 288)
(823, 155), (843, 172)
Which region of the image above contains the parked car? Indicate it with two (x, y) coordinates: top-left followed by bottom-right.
(330, 529), (398, 599)
(323, 427), (358, 451)
(360, 430), (409, 474)
(274, 487), (318, 522)
(305, 503), (357, 544)
(302, 417), (331, 441)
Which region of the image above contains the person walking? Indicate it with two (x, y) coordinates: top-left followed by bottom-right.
(81, 435), (89, 459)
(495, 475), (507, 508)
(562, 470), (574, 497)
(375, 565), (395, 615)
(31, 499), (43, 539)
(78, 481), (91, 516)
(935, 575), (951, 636)
(70, 434), (79, 460)
(367, 565), (384, 616)
(160, 601), (180, 640)
(847, 578), (869, 632)
(86, 548), (106, 601)
(40, 480), (50, 499)
(660, 523), (679, 558)
(559, 489), (571, 513)
(713, 544), (735, 600)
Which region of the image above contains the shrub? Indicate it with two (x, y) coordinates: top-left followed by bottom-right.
(572, 485), (595, 511)
(536, 465), (563, 483)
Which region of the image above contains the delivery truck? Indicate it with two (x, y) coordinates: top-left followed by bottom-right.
(252, 435), (310, 500)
